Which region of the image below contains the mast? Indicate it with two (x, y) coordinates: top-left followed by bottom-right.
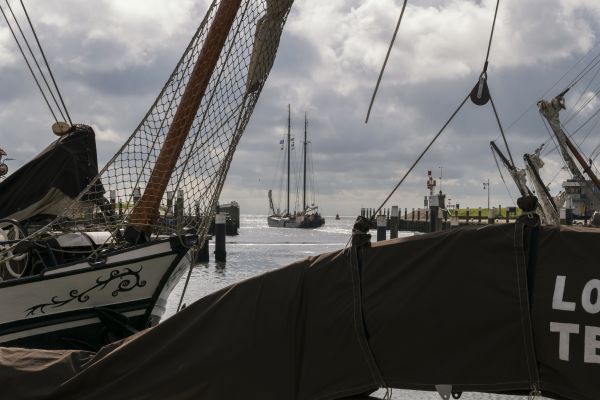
(303, 112), (307, 212)
(538, 95), (600, 207)
(128, 0), (242, 234)
(287, 104), (291, 216)
(523, 152), (560, 225)
(490, 141), (530, 197)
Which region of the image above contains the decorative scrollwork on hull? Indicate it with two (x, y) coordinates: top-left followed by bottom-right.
(25, 267), (147, 316)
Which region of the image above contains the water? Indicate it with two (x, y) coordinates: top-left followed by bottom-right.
(164, 215), (539, 400)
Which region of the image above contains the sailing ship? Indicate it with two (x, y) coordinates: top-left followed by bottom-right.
(267, 106), (325, 228)
(0, 0), (294, 350)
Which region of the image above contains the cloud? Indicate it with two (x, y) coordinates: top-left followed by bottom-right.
(2, 0), (600, 215)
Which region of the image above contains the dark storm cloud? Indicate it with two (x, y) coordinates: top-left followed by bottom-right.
(2, 0), (600, 214)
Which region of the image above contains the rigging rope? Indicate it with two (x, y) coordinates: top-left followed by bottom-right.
(0, 3), (58, 122)
(364, 0), (408, 124)
(19, 0), (72, 125)
(371, 94), (470, 218)
(4, 0), (67, 122)
(369, 0), (502, 219)
(490, 95), (515, 168)
(491, 144), (516, 206)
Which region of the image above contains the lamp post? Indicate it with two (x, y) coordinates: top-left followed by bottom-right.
(483, 179), (490, 214)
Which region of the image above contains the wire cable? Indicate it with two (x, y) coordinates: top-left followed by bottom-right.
(20, 0), (72, 125)
(365, 0), (408, 124)
(0, 3), (58, 122)
(371, 93), (470, 218)
(4, 0), (67, 122)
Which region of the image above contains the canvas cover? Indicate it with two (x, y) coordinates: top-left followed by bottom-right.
(0, 125), (100, 222)
(0, 223), (599, 400)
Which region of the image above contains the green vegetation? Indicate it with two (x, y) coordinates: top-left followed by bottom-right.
(447, 207), (522, 219)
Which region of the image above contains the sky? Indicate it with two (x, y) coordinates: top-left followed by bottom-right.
(1, 0), (600, 215)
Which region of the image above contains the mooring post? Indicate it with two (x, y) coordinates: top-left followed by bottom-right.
(109, 190), (116, 214)
(377, 214), (387, 241)
(176, 189), (185, 232)
(488, 207), (495, 225)
(404, 208), (407, 220)
(214, 213), (226, 262)
(390, 206), (399, 239)
(197, 236), (210, 262)
(411, 208), (415, 221)
(132, 187), (141, 206)
(417, 209), (421, 221)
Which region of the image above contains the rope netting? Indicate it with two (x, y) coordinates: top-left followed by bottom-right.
(1, 0), (293, 261)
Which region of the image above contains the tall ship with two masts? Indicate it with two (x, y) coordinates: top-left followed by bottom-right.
(267, 105), (324, 228)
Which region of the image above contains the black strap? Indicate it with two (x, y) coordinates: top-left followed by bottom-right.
(514, 216), (541, 390)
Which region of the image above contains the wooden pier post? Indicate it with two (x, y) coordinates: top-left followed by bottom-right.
(411, 208), (415, 221)
(176, 189), (185, 232)
(361, 208), (365, 218)
(390, 206), (399, 239)
(197, 237), (209, 263)
(417, 209), (421, 221)
(109, 190), (116, 214)
(133, 187), (141, 204)
(214, 213), (227, 262)
(377, 215), (387, 242)
(404, 208), (407, 220)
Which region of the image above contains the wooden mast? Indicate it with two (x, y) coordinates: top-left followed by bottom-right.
(129, 0), (242, 233)
(286, 104), (291, 216)
(303, 112), (307, 213)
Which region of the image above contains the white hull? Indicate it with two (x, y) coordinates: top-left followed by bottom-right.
(0, 238), (191, 349)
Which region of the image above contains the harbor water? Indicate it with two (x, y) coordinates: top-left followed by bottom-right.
(165, 215), (542, 400)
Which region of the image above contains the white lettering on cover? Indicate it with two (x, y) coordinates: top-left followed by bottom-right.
(552, 276), (576, 311)
(550, 322), (579, 361)
(581, 279), (600, 314)
(584, 326), (600, 364)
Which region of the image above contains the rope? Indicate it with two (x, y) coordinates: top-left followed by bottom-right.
(491, 144), (517, 206)
(0, 3), (58, 122)
(364, 0), (408, 123)
(19, 0), (73, 125)
(489, 94), (515, 168)
(4, 0), (67, 122)
(483, 0), (500, 70)
(371, 93), (470, 218)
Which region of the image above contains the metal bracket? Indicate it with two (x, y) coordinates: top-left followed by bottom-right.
(435, 384), (452, 400)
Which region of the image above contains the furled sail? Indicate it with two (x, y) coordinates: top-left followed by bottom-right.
(0, 125), (100, 223)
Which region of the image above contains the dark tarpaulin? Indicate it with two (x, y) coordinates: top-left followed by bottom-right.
(0, 125), (100, 222)
(0, 223), (598, 400)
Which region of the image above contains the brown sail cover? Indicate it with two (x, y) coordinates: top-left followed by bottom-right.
(1, 223), (599, 400)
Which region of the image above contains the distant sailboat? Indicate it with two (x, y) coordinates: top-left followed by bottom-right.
(268, 106), (324, 228)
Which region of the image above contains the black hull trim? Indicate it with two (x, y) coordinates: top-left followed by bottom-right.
(267, 215), (325, 229)
(2, 299), (152, 351)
